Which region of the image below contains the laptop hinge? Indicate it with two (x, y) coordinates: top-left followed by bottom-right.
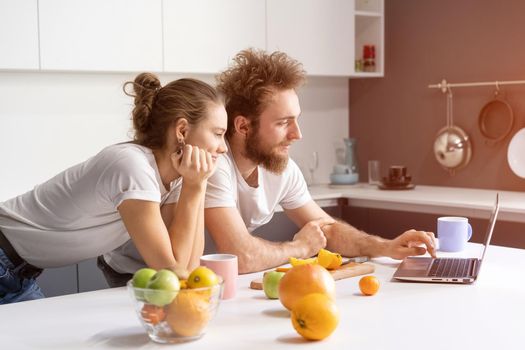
(470, 258), (479, 277)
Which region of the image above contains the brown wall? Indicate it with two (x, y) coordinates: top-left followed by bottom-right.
(349, 0), (525, 191)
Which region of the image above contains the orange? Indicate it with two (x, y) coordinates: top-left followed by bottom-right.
(291, 293), (339, 340)
(359, 275), (380, 296)
(187, 266), (219, 289)
(166, 291), (211, 337)
(317, 249), (343, 270)
(289, 257), (317, 267)
(327, 253), (343, 269)
(140, 304), (166, 325)
(279, 264), (335, 311)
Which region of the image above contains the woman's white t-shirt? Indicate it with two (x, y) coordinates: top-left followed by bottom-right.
(0, 143), (178, 268)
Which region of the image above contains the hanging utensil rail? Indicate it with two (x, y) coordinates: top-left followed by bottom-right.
(428, 79), (525, 93)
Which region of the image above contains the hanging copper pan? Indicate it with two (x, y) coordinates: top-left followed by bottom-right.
(478, 88), (514, 145)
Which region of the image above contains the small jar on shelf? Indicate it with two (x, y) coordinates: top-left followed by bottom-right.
(362, 45), (376, 72)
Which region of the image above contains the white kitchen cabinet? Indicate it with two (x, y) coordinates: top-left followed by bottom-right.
(267, 0), (384, 77)
(267, 0), (355, 76)
(0, 0), (39, 70)
(39, 0), (163, 72)
(163, 0), (265, 74)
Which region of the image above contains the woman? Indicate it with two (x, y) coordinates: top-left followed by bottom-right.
(0, 73), (227, 304)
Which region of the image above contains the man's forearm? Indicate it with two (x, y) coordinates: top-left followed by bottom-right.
(218, 236), (307, 274)
(324, 221), (389, 257)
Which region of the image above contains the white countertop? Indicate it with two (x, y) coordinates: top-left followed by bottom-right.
(308, 184), (525, 222)
(2, 243), (524, 349)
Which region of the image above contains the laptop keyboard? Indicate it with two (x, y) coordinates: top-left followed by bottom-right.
(428, 258), (474, 278)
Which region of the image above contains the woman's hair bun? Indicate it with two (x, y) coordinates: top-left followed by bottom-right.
(124, 73), (162, 136)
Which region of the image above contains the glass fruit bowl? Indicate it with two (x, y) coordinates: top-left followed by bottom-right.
(127, 280), (223, 343)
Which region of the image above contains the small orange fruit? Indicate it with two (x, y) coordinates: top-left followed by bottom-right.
(291, 293), (339, 340)
(166, 291), (211, 337)
(179, 279), (188, 289)
(187, 266), (219, 289)
(359, 275), (380, 296)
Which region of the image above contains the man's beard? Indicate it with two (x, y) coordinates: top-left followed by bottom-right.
(244, 129), (289, 174)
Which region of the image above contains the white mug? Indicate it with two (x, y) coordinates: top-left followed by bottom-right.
(437, 217), (473, 252)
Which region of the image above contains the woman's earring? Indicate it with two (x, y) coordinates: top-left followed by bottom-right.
(176, 138), (185, 155)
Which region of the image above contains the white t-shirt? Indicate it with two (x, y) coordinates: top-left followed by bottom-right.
(0, 143), (178, 268)
(104, 149), (312, 275)
(205, 150), (312, 233)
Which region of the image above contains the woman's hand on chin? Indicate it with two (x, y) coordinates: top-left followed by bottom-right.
(171, 145), (215, 187)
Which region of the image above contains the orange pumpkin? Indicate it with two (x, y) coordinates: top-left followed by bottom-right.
(278, 264), (335, 311)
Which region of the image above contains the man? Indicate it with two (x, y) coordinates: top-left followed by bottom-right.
(204, 49), (436, 273)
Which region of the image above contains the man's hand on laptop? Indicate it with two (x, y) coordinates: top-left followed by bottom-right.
(386, 229), (437, 260)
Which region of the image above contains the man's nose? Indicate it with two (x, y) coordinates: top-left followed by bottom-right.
(289, 120), (302, 140)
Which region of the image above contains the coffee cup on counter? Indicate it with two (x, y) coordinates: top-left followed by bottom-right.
(437, 217), (473, 252)
(386, 165), (412, 184)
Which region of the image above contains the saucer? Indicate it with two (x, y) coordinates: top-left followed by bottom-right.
(378, 182), (415, 190)
(382, 176), (412, 186)
(330, 172), (359, 185)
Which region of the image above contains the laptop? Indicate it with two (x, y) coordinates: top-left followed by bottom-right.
(393, 193), (500, 284)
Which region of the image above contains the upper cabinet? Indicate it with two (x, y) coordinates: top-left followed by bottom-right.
(39, 0), (163, 72)
(163, 0), (265, 74)
(1, 0), (384, 77)
(267, 0), (383, 77)
(267, 0), (355, 77)
(0, 0), (39, 70)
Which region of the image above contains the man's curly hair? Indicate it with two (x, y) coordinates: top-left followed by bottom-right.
(216, 48), (306, 139)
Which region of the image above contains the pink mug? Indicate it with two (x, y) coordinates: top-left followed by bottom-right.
(200, 254), (238, 300)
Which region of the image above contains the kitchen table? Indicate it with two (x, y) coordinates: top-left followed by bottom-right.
(1, 243), (524, 349)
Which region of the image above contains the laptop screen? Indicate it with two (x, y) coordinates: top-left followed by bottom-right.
(478, 193), (500, 269)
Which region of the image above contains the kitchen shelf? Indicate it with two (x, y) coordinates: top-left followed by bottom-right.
(355, 10), (382, 17)
(352, 7), (384, 78)
(350, 72), (383, 78)
(355, 0), (383, 13)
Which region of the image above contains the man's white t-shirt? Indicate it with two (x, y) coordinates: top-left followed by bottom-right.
(0, 143), (178, 268)
(205, 150), (312, 233)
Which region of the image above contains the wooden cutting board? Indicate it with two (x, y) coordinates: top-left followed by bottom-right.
(249, 262), (375, 290)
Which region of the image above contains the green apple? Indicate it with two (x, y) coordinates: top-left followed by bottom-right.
(263, 271), (285, 299)
(132, 268), (157, 300)
(144, 269), (180, 307)
(132, 268), (157, 288)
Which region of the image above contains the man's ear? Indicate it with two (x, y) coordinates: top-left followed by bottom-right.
(233, 115), (250, 137)
(173, 118), (189, 140)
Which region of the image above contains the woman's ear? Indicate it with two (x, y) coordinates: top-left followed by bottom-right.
(173, 118), (189, 141)
(234, 115), (250, 137)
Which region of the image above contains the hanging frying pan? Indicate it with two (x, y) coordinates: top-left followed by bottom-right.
(433, 88), (472, 173)
(478, 87), (514, 145)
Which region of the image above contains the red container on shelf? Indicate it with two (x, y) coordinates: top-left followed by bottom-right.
(363, 44), (376, 72)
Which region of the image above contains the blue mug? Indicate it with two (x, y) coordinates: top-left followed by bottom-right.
(437, 217), (473, 252)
